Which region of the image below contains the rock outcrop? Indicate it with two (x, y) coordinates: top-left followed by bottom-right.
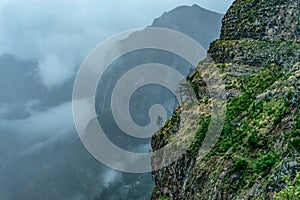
(221, 0), (300, 42)
(151, 0), (300, 199)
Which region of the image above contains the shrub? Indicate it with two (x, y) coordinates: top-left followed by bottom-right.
(159, 196), (170, 200)
(189, 118), (210, 157)
(274, 173), (300, 200)
(248, 132), (259, 148)
(219, 140), (232, 153)
(290, 138), (300, 152)
(254, 152), (278, 173)
(233, 158), (248, 172)
(294, 118), (300, 129)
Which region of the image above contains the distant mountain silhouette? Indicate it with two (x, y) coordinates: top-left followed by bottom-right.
(96, 5), (223, 200)
(152, 4), (223, 49)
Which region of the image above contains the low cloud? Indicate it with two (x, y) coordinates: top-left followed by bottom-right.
(37, 55), (75, 88)
(0, 1), (234, 198)
(1, 101), (73, 136)
(103, 169), (120, 188)
(0, 0), (233, 88)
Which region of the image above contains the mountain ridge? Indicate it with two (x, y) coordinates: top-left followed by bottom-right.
(94, 5), (224, 200)
(151, 4), (223, 49)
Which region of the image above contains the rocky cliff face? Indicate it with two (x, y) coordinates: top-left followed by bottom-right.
(221, 0), (300, 42)
(151, 0), (300, 199)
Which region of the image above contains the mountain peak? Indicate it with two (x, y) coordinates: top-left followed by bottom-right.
(151, 5), (223, 49)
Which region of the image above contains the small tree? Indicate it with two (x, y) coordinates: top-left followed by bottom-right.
(156, 115), (164, 128)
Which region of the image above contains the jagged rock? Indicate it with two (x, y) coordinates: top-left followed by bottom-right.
(221, 0), (300, 42)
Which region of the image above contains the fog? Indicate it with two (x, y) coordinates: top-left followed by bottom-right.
(0, 0), (233, 88)
(0, 0), (233, 199)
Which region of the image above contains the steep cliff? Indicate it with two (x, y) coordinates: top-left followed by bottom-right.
(151, 0), (300, 199)
(93, 5), (223, 200)
(221, 0), (300, 42)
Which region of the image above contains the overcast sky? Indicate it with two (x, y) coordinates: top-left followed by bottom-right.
(0, 0), (234, 88)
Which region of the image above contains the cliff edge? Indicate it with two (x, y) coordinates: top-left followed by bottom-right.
(151, 0), (300, 199)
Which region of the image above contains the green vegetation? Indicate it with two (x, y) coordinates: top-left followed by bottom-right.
(232, 158), (249, 172)
(151, 1), (300, 198)
(247, 132), (259, 148)
(290, 138), (300, 152)
(254, 152), (278, 174)
(152, 53), (299, 198)
(189, 118), (210, 157)
(274, 173), (300, 200)
(159, 196), (170, 200)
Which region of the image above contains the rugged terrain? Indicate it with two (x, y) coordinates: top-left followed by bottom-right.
(94, 5), (223, 200)
(151, 0), (300, 199)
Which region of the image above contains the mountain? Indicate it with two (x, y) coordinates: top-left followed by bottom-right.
(151, 0), (300, 199)
(94, 5), (223, 200)
(96, 4), (223, 114)
(151, 4), (223, 49)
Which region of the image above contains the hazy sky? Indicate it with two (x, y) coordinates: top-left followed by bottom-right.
(0, 0), (234, 88)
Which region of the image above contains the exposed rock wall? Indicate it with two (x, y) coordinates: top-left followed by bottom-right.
(221, 0), (300, 42)
(151, 0), (300, 199)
